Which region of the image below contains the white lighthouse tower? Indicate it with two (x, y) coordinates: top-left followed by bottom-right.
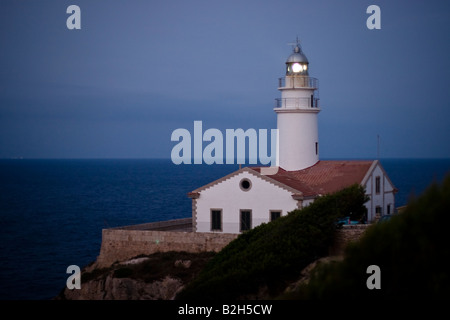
(275, 39), (320, 171)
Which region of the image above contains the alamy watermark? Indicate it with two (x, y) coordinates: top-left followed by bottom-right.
(66, 265), (81, 290)
(366, 265), (381, 289)
(366, 5), (381, 30)
(65, 4), (380, 31)
(66, 5), (81, 30)
(171, 121), (279, 166)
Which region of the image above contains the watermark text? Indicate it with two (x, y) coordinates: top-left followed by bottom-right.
(171, 121), (278, 166)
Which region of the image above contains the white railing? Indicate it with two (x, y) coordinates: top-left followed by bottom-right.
(274, 97), (320, 109)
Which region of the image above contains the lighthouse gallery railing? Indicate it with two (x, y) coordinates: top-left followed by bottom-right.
(274, 97), (320, 109)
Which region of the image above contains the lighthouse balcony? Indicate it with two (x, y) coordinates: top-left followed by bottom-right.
(278, 76), (318, 89)
(275, 97), (320, 109)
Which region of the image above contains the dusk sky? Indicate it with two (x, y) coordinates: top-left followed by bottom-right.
(1, 0), (449, 160)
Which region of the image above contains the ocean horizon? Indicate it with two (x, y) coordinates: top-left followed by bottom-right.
(1, 158), (449, 300)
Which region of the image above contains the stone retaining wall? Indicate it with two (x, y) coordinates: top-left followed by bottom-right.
(95, 220), (370, 268)
(95, 220), (238, 268)
(330, 224), (370, 255)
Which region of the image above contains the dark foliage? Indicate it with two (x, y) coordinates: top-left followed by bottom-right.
(128, 251), (215, 283)
(114, 267), (133, 278)
(293, 174), (450, 299)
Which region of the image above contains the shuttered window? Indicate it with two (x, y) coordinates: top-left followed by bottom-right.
(240, 210), (251, 232)
(270, 211), (281, 222)
(376, 206), (382, 215)
(211, 210), (222, 231)
(375, 176), (381, 194)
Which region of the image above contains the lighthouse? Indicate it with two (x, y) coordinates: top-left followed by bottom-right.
(275, 39), (320, 171)
(187, 39), (397, 233)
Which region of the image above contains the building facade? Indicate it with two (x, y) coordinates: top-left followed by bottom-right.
(189, 160), (396, 233)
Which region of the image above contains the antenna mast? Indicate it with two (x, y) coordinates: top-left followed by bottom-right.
(287, 36), (302, 49)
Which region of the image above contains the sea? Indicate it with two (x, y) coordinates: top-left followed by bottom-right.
(0, 158), (449, 300)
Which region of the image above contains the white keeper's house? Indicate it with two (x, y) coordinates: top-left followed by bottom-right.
(188, 40), (397, 234)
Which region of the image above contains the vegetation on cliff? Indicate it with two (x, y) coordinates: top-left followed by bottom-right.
(284, 174), (450, 299)
(177, 184), (369, 300)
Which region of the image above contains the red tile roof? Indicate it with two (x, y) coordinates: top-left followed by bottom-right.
(251, 160), (375, 197)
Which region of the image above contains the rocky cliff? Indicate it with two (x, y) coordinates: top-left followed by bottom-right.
(61, 273), (183, 300)
(56, 252), (215, 300)
(56, 251), (343, 300)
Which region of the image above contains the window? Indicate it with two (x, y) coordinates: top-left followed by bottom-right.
(375, 176), (381, 194)
(211, 209), (222, 231)
(240, 210), (251, 232)
(240, 178), (252, 191)
(387, 204), (391, 215)
(315, 142), (318, 155)
(270, 211), (281, 222)
(376, 206), (382, 215)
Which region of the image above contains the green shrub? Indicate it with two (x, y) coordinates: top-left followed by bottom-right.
(113, 267), (133, 278)
(80, 267), (110, 283)
(296, 174), (450, 299)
